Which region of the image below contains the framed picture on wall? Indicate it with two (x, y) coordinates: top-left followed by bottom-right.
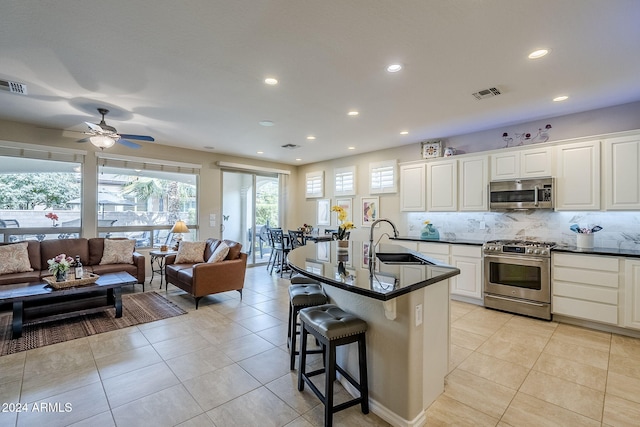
(361, 196), (379, 227)
(317, 198), (330, 226)
(333, 198), (352, 225)
(421, 140), (442, 159)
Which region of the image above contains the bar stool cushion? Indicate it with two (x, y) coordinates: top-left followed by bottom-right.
(289, 284), (327, 307)
(300, 304), (367, 340)
(290, 274), (320, 285)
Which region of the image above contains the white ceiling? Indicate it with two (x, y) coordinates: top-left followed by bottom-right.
(1, 1), (639, 165)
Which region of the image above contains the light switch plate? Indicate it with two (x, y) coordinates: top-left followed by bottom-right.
(415, 304), (423, 326)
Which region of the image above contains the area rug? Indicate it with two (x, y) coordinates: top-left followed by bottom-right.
(0, 292), (187, 356)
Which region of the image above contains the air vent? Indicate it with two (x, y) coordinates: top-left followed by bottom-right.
(472, 87), (500, 100)
(0, 79), (28, 95)
(281, 144), (300, 149)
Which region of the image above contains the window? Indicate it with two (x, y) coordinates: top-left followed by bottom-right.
(0, 143), (84, 243)
(97, 154), (199, 248)
(334, 166), (356, 196)
(305, 171), (324, 198)
(369, 160), (397, 194)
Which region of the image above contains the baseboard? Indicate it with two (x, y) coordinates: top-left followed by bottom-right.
(552, 314), (640, 339)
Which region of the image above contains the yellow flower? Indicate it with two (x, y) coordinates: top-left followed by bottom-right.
(332, 205), (355, 239)
(340, 221), (355, 230)
(423, 220), (430, 225)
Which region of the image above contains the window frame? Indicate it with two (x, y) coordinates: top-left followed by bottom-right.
(369, 160), (397, 194)
(334, 166), (356, 196)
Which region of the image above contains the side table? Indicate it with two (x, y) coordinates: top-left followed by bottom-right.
(149, 250), (177, 289)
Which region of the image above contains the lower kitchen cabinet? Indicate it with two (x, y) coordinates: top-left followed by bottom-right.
(624, 259), (640, 330)
(449, 245), (483, 302)
(552, 253), (620, 325)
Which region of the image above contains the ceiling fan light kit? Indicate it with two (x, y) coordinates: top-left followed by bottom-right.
(89, 134), (117, 149)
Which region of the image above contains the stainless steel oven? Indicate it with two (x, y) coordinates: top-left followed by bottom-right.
(483, 240), (555, 320)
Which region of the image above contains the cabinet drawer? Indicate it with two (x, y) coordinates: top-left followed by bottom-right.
(451, 244), (481, 258)
(553, 266), (619, 288)
(553, 253), (619, 272)
(418, 242), (449, 255)
(553, 281), (618, 304)
(553, 296), (618, 325)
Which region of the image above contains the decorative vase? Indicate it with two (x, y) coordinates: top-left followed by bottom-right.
(337, 240), (349, 248)
(421, 224), (440, 240)
(55, 270), (68, 282)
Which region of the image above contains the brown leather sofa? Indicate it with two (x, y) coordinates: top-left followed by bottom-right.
(165, 238), (247, 309)
(0, 238), (146, 287)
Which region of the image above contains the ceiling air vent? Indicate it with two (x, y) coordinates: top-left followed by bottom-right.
(472, 87), (500, 100)
(0, 79), (28, 95)
(281, 144), (300, 149)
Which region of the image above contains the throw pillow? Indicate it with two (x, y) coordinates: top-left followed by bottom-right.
(175, 241), (206, 264)
(0, 242), (33, 275)
(99, 239), (136, 265)
(207, 241), (229, 263)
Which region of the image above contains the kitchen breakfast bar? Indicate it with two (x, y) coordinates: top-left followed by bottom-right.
(287, 241), (460, 427)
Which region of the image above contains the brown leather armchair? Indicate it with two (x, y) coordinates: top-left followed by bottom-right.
(165, 238), (247, 309)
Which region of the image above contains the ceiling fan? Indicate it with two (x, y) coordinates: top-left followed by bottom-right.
(80, 108), (155, 149)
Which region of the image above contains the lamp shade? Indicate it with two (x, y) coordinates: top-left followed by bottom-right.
(89, 135), (116, 149)
(170, 220), (190, 234)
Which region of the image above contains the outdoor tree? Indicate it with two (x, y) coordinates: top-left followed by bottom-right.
(0, 173), (80, 209)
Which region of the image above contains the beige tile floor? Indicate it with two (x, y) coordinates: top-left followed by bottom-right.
(1, 267), (639, 426)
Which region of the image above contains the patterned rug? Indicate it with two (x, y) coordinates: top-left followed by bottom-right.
(0, 292), (187, 356)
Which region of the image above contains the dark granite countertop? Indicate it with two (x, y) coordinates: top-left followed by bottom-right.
(392, 236), (485, 246)
(552, 245), (640, 258)
(287, 241), (460, 301)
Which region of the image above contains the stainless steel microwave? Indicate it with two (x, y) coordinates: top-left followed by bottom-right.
(489, 177), (554, 210)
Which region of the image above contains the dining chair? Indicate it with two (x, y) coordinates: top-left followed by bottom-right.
(288, 230), (306, 248)
(269, 228), (291, 277)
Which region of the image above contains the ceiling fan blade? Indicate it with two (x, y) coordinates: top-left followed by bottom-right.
(118, 134), (155, 142)
(85, 121), (104, 132)
(77, 137), (90, 143)
(117, 138), (142, 149)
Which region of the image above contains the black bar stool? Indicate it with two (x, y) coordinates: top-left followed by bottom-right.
(288, 275), (328, 370)
(298, 304), (369, 427)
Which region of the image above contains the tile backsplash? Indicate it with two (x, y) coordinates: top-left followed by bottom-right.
(405, 211), (640, 250)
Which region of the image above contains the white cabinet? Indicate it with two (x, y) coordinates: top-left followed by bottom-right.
(400, 163), (426, 211)
(624, 259), (640, 330)
(458, 156), (488, 211)
(490, 147), (552, 180)
(449, 245), (483, 302)
(427, 159), (457, 211)
(552, 253), (620, 325)
(418, 242), (450, 264)
(555, 140), (601, 210)
(603, 135), (640, 210)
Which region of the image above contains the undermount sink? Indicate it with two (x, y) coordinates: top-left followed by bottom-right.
(375, 253), (430, 265)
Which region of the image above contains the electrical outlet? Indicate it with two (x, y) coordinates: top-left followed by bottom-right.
(415, 304), (423, 326)
(479, 221), (486, 229)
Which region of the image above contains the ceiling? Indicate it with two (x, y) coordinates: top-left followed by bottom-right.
(1, 1), (639, 165)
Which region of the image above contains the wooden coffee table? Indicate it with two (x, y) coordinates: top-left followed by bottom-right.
(0, 271), (137, 338)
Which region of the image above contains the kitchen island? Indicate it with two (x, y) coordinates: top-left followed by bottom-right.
(287, 241), (460, 427)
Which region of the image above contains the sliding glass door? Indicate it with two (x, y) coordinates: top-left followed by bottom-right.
(221, 171), (280, 266)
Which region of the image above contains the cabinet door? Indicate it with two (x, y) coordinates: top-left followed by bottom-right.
(604, 135), (640, 210)
(459, 156), (488, 211)
(555, 140), (601, 210)
(624, 260), (640, 330)
(400, 164), (426, 211)
(449, 245), (482, 300)
(491, 152), (519, 180)
(427, 160), (457, 211)
(521, 147), (552, 178)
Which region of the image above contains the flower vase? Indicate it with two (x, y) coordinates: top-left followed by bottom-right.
(56, 270), (68, 282)
(337, 240), (349, 248)
(421, 224), (440, 240)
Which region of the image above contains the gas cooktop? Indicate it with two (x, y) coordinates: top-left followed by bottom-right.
(483, 239), (556, 257)
(485, 239), (557, 248)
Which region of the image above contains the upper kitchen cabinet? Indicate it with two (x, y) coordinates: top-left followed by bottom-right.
(400, 163), (426, 211)
(490, 146), (552, 180)
(555, 140), (601, 210)
(458, 156), (488, 211)
(603, 134), (640, 210)
(427, 159), (457, 211)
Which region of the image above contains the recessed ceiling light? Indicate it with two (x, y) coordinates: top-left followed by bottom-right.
(528, 49), (549, 59)
(400, 131), (409, 135)
(348, 146), (355, 150)
(295, 158), (302, 161)
(553, 95), (569, 102)
(347, 111), (359, 116)
(257, 151), (264, 154)
(264, 77), (278, 85)
(259, 120), (274, 126)
(387, 64), (403, 73)
(306, 136), (316, 140)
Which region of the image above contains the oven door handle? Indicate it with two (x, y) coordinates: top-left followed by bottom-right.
(483, 254), (547, 265)
(485, 294), (546, 307)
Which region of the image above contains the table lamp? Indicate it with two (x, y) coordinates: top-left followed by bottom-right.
(170, 220), (190, 250)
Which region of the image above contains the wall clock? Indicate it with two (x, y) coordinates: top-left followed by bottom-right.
(421, 141), (442, 159)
